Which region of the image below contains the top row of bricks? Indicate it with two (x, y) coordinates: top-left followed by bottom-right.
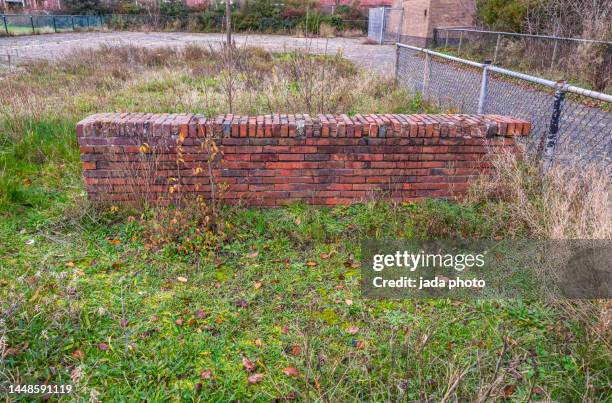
(77, 113), (531, 139)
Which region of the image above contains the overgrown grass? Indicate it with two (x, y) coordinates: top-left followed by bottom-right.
(0, 45), (610, 400)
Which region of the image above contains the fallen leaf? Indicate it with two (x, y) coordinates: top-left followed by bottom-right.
(177, 276), (188, 283)
(109, 239), (121, 245)
(282, 325), (289, 335)
(25, 239), (35, 245)
(345, 299), (353, 306)
(346, 326), (359, 335)
(502, 384), (516, 397)
(246, 251), (259, 259)
(195, 383), (202, 393)
(195, 310), (206, 319)
(71, 349), (85, 360)
(242, 357), (256, 372)
(254, 339), (263, 347)
(98, 343), (109, 351)
(120, 319), (129, 328)
(494, 235), (504, 241)
(175, 318), (184, 326)
(319, 253), (330, 259)
(314, 378), (321, 390)
(200, 369), (213, 380)
(283, 367), (300, 377)
(236, 299), (248, 308)
(248, 373), (264, 384)
(306, 261), (318, 267)
(150, 315), (159, 322)
(254, 281), (262, 290)
(290, 345), (302, 356)
(65, 262), (75, 268)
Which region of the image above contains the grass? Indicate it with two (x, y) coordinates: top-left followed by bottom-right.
(0, 45), (610, 401)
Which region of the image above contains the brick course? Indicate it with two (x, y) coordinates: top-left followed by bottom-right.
(77, 113), (529, 206)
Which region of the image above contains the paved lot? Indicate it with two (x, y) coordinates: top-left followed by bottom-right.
(0, 31), (396, 75)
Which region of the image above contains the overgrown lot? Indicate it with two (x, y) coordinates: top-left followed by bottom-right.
(0, 46), (610, 401)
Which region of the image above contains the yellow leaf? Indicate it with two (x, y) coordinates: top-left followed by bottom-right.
(138, 143), (150, 153)
(177, 276), (188, 283)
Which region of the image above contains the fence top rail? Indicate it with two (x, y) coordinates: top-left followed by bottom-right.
(397, 43), (612, 102)
(435, 27), (612, 46)
(397, 42), (486, 68)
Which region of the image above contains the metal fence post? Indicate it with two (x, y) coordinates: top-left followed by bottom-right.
(3, 16), (8, 35)
(71, 16), (75, 31)
(493, 34), (501, 64)
(445, 30), (449, 48)
(433, 28), (438, 47)
(52, 16), (57, 33)
(477, 60), (492, 114)
(540, 81), (567, 174)
(379, 7), (386, 45)
(422, 52), (431, 99)
(458, 31), (463, 54)
(396, 9), (404, 44)
(395, 45), (400, 83)
(30, 15), (35, 34)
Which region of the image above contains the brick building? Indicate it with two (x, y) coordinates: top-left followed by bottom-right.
(391, 0), (475, 45)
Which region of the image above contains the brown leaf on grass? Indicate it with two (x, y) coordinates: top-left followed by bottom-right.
(65, 262), (75, 268)
(254, 339), (263, 347)
(319, 253), (330, 259)
(214, 282), (221, 289)
(175, 318), (184, 326)
(120, 319), (129, 328)
(98, 343), (108, 351)
(177, 276), (188, 283)
(246, 251), (259, 259)
(345, 299), (353, 306)
(254, 281), (262, 290)
(282, 325), (289, 335)
(289, 345), (302, 356)
(502, 384), (516, 397)
(200, 369), (213, 380)
(283, 367), (300, 377)
(236, 299), (249, 308)
(150, 315), (159, 322)
(346, 326), (359, 335)
(242, 357), (256, 372)
(248, 373), (264, 384)
(187, 318), (197, 326)
(306, 261), (318, 267)
(71, 349), (85, 360)
(314, 378), (321, 390)
(195, 310), (206, 319)
(109, 239), (121, 245)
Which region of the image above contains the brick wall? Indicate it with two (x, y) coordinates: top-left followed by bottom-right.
(77, 113), (530, 206)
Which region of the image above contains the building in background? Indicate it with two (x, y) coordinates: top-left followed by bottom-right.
(391, 0), (475, 45)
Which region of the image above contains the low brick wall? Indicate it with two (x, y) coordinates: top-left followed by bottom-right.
(77, 113), (530, 206)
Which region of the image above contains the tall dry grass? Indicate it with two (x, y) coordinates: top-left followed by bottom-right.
(469, 151), (611, 344)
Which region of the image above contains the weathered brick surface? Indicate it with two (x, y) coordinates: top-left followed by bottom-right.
(76, 113), (530, 206)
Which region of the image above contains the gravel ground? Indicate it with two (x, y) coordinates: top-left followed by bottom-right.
(0, 31), (396, 75)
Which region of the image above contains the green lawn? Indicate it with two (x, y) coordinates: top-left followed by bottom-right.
(0, 45), (609, 401)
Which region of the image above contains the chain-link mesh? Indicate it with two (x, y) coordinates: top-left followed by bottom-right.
(396, 44), (612, 169)
(433, 28), (612, 94)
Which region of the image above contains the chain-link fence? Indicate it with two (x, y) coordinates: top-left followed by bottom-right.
(367, 7), (402, 44)
(0, 14), (104, 35)
(432, 28), (612, 94)
(396, 43), (612, 169)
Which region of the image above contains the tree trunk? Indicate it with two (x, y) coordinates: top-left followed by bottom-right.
(226, 0), (232, 46)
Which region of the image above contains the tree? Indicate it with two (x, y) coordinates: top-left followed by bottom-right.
(63, 0), (105, 14)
